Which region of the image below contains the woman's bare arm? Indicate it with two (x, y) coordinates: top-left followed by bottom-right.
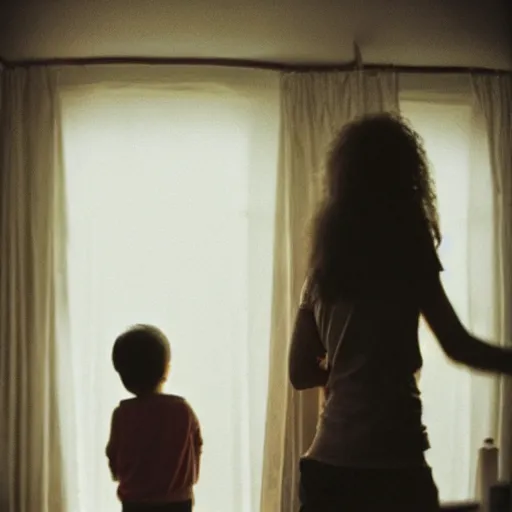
(289, 307), (329, 390)
(421, 275), (512, 375)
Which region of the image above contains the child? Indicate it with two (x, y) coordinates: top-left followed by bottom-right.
(106, 324), (203, 512)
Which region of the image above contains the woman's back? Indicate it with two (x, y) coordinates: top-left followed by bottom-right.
(303, 282), (428, 467)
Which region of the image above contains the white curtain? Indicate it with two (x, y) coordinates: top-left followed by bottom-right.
(400, 98), (496, 501)
(262, 71), (399, 512)
(472, 74), (512, 480)
(0, 66), (66, 512)
(56, 66), (279, 512)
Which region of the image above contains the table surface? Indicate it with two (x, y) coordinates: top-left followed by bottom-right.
(440, 501), (480, 511)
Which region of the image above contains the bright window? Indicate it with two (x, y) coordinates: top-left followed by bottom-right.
(59, 86), (279, 512)
(401, 101), (496, 501)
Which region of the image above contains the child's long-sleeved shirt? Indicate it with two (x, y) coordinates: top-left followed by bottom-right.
(106, 393), (202, 504)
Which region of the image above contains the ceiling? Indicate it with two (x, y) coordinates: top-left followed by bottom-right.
(1, 0), (511, 69)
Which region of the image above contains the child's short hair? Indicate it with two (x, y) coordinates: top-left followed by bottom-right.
(112, 324), (171, 396)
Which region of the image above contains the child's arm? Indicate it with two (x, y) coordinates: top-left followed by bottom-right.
(105, 408), (119, 481)
(191, 408), (203, 483)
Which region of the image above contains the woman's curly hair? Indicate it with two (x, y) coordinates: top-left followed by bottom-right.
(309, 112), (441, 301)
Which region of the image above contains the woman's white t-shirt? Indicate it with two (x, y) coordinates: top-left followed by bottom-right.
(300, 278), (432, 468)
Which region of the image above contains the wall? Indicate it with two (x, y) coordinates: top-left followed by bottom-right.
(0, 0), (511, 70)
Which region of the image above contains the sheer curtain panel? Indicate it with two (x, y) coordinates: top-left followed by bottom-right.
(0, 66), (66, 512)
(472, 74), (512, 480)
(401, 96), (497, 501)
(262, 71), (399, 512)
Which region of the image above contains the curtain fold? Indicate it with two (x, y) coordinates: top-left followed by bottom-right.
(472, 74), (512, 480)
(0, 66), (65, 512)
(261, 70), (399, 512)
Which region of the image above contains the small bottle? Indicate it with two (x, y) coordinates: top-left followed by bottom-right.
(477, 438), (499, 512)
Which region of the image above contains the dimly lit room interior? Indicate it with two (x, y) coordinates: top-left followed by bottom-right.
(1, 1), (511, 511)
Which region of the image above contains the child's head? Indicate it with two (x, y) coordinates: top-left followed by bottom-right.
(112, 324), (171, 396)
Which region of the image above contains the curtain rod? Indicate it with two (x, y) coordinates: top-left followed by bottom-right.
(0, 56), (510, 75)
